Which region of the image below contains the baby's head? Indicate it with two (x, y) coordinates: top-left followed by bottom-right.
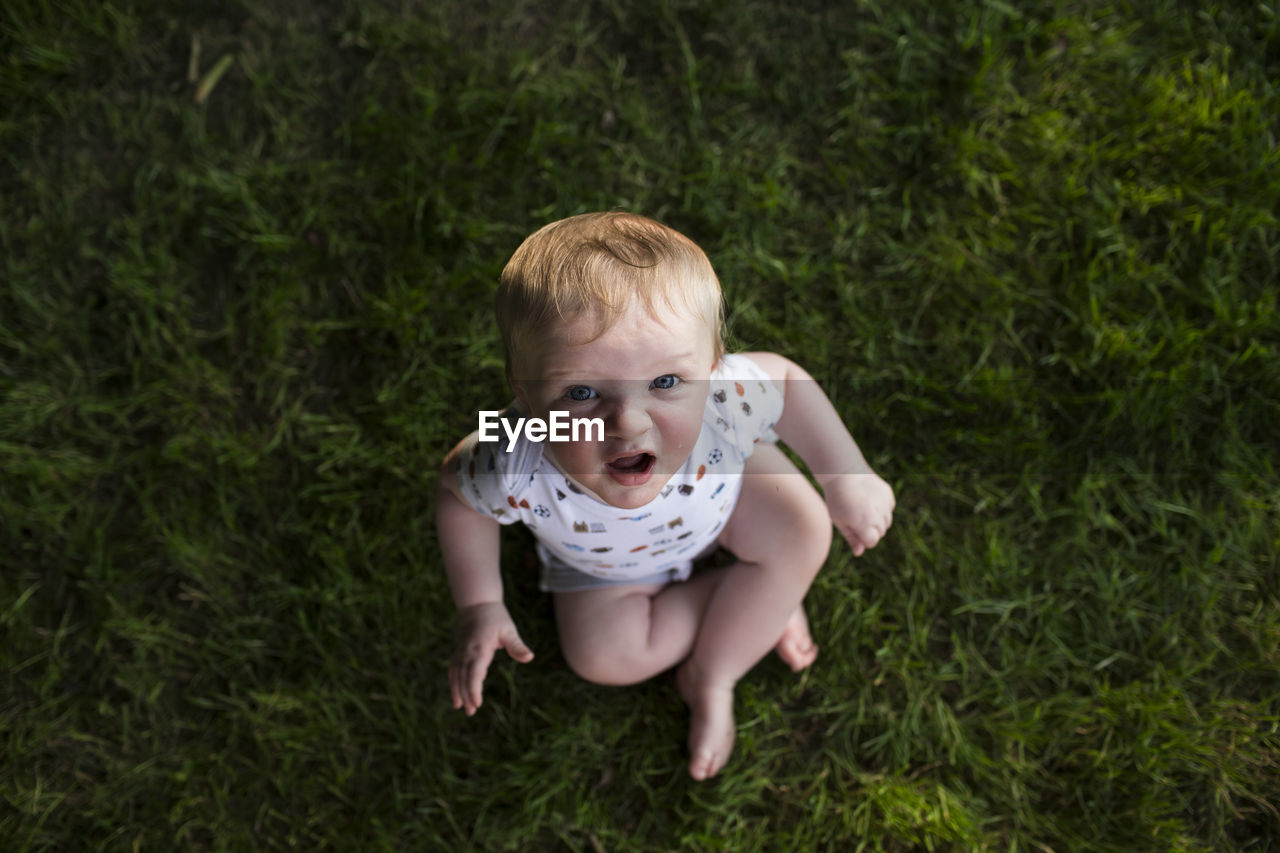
(496, 211), (724, 382)
(496, 212), (725, 507)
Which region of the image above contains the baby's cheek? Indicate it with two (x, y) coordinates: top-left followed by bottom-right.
(666, 410), (704, 453)
(547, 440), (597, 473)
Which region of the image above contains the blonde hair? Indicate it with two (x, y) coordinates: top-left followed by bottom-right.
(496, 211), (725, 377)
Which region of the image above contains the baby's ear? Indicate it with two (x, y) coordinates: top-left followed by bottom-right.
(508, 375), (530, 412)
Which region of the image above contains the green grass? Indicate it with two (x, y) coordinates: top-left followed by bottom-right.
(3, 0), (1277, 849)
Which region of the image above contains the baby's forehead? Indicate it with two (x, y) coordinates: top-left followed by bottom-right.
(550, 299), (711, 341)
(516, 314), (712, 382)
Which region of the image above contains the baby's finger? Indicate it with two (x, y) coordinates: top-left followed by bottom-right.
(857, 525), (881, 550)
(836, 523), (862, 554)
(450, 656), (472, 710)
(455, 665), (474, 714)
(502, 630), (535, 664)
(449, 663), (462, 710)
(467, 647), (496, 713)
(456, 661), (478, 716)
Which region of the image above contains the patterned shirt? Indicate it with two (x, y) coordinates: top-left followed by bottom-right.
(455, 353), (784, 582)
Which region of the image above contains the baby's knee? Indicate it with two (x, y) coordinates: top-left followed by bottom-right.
(555, 591), (666, 686)
(766, 487), (832, 569)
(791, 497), (833, 571)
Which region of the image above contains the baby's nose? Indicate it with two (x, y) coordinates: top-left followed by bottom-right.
(605, 396), (652, 439)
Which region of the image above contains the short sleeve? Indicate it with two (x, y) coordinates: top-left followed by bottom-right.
(454, 407), (543, 525)
(709, 354), (784, 458)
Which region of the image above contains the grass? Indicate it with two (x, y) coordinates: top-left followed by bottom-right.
(2, 0), (1277, 849)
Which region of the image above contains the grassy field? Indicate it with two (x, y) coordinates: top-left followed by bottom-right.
(3, 0), (1278, 849)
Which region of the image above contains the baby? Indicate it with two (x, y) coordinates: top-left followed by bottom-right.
(437, 212), (895, 780)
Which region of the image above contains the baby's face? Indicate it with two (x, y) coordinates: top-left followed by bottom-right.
(513, 303), (716, 510)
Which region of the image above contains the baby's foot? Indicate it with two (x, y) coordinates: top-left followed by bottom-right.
(774, 604), (818, 672)
(675, 662), (736, 781)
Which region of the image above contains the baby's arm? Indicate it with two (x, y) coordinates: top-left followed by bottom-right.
(437, 436), (534, 716)
(742, 352), (896, 555)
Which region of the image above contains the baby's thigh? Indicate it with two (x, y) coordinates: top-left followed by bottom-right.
(553, 582), (665, 649)
(719, 443), (832, 569)
(552, 582), (667, 684)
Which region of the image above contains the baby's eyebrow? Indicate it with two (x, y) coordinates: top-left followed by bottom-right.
(640, 354), (699, 374)
(541, 355), (700, 383)
(538, 371), (591, 383)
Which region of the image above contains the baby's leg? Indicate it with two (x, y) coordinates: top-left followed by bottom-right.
(553, 568), (727, 687)
(679, 443), (833, 780)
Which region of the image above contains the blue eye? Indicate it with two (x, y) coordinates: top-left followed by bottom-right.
(652, 374), (680, 390)
(565, 386), (597, 402)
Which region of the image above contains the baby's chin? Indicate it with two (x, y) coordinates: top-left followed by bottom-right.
(585, 468), (674, 509)
(600, 479), (669, 510)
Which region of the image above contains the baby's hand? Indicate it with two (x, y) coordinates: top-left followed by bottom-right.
(449, 601), (534, 716)
(823, 473), (896, 557)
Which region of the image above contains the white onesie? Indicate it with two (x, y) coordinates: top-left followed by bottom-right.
(455, 353), (785, 592)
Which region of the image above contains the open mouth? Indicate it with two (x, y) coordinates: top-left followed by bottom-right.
(605, 452), (656, 485)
